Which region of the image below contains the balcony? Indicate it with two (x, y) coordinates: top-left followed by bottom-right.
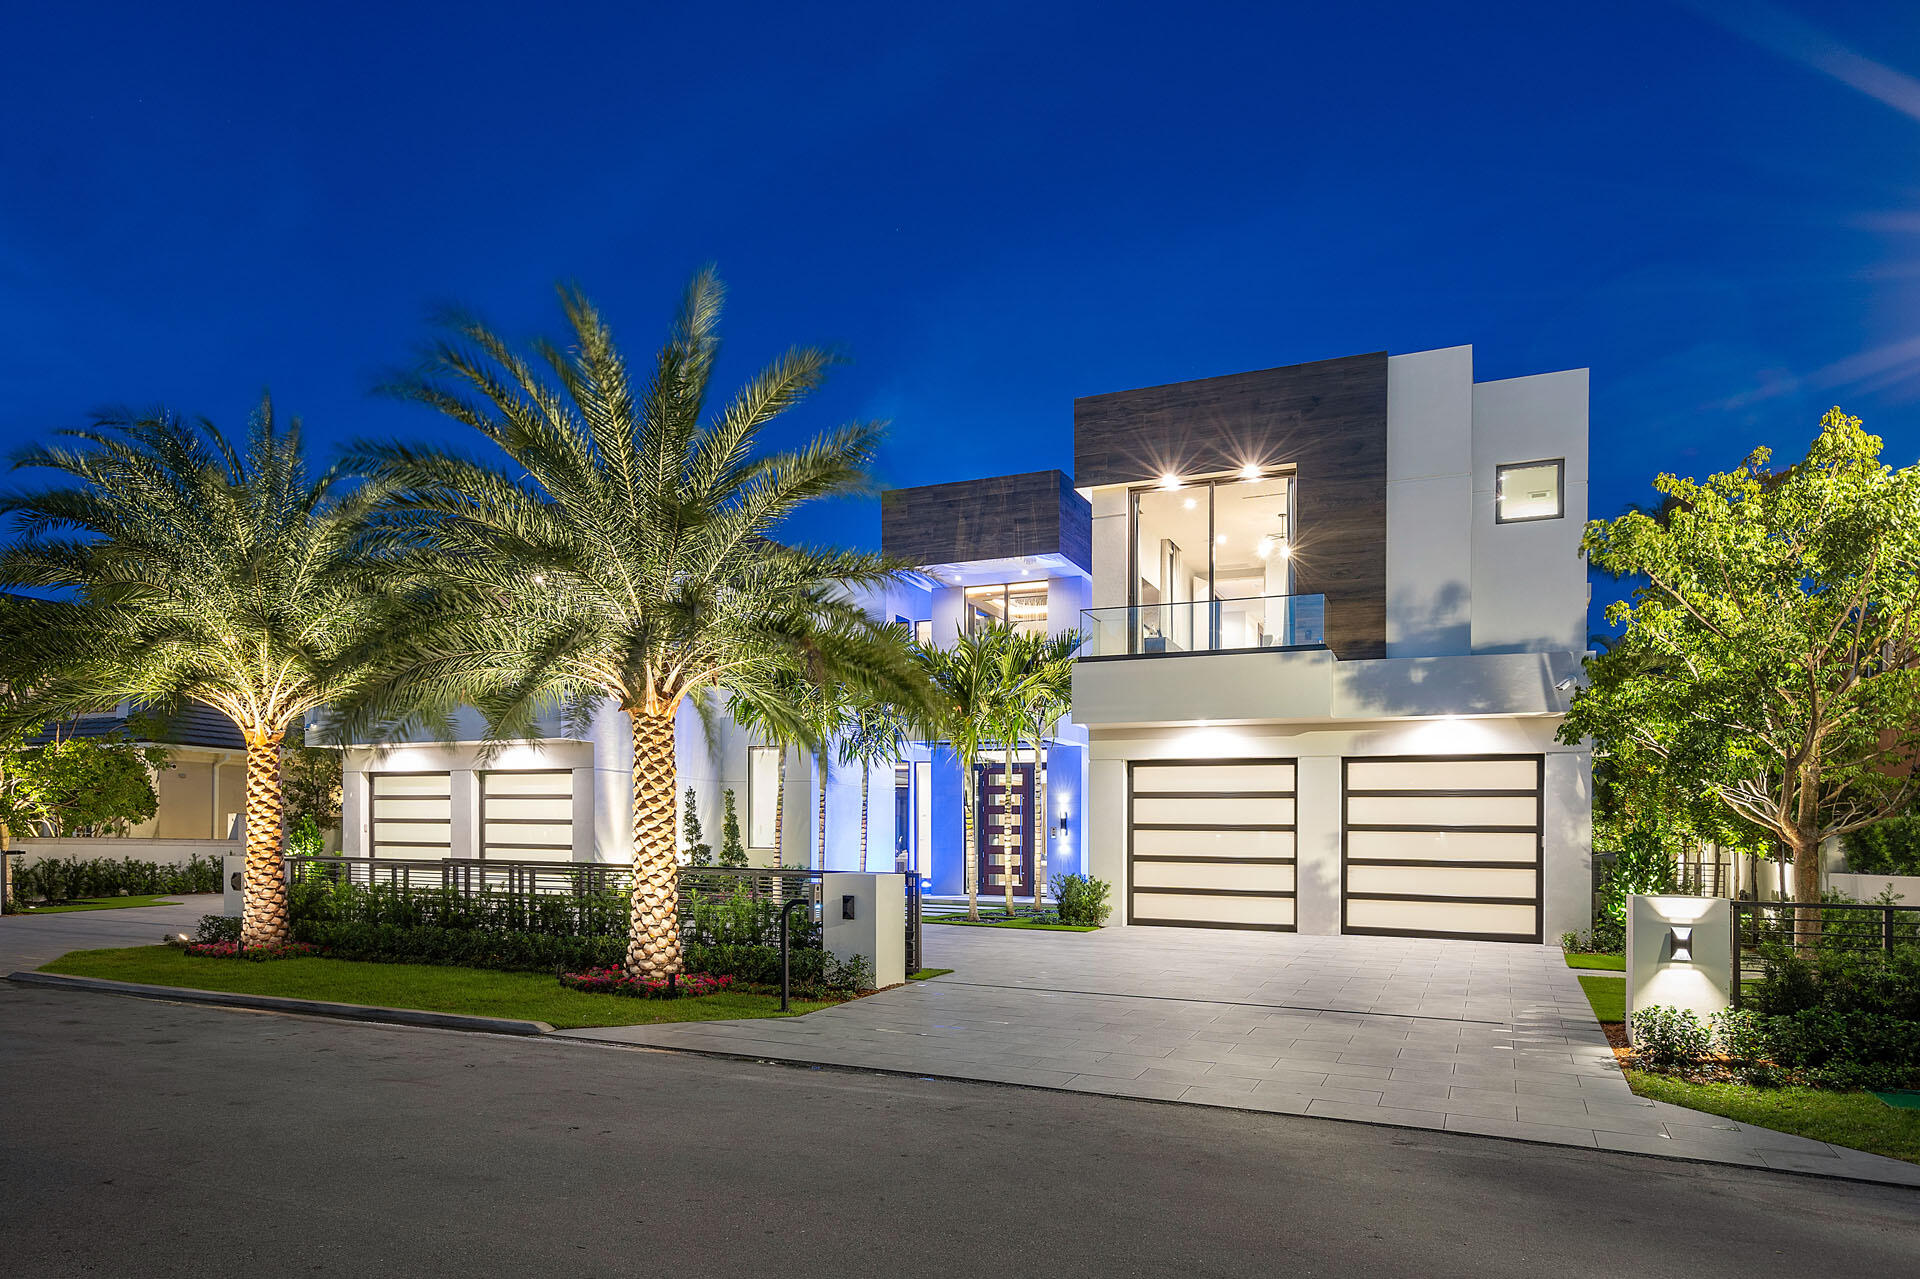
(1078, 593), (1326, 659)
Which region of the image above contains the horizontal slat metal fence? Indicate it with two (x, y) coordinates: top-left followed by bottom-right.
(1731, 899), (1920, 1007)
(285, 856), (823, 933)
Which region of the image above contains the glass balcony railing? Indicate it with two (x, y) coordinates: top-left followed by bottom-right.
(1078, 593), (1327, 658)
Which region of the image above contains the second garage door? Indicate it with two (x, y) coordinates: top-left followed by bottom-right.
(1341, 755), (1543, 943)
(1128, 759), (1296, 931)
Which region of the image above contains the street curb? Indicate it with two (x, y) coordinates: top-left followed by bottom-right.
(5, 971), (555, 1036)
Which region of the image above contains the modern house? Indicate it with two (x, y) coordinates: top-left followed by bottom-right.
(333, 342), (1593, 944)
(1072, 345), (1591, 942)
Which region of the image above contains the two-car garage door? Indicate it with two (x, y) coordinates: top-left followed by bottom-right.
(1124, 754), (1544, 942)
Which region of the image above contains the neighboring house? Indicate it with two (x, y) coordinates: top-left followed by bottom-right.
(879, 470), (1091, 894)
(1071, 345), (1591, 941)
(15, 700), (247, 864)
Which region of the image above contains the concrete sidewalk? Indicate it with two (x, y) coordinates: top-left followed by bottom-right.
(561, 924), (1920, 1187)
(0, 894), (221, 974)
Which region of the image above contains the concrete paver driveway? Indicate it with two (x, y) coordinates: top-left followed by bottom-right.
(0, 894), (221, 974)
(564, 922), (1920, 1187)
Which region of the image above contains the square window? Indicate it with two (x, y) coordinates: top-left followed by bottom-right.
(1495, 459), (1564, 523)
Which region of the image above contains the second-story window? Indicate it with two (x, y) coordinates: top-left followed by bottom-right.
(965, 583), (1049, 636)
(1495, 459), (1564, 523)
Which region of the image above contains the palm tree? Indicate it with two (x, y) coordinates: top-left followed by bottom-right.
(1009, 629), (1079, 912)
(916, 624), (1025, 920)
(0, 401), (409, 947)
(346, 272), (926, 979)
(838, 694), (911, 871)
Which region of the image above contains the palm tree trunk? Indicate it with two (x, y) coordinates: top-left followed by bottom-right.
(773, 752), (786, 867)
(1033, 733), (1050, 916)
(625, 708), (683, 980)
(963, 759), (979, 921)
(859, 764), (870, 873)
(240, 732), (290, 948)
(816, 751), (828, 872)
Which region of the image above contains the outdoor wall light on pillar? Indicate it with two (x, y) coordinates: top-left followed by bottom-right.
(841, 894), (857, 920)
(1666, 926), (1693, 963)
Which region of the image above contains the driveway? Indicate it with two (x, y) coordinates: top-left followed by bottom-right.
(564, 923), (1920, 1186)
(0, 893), (221, 974)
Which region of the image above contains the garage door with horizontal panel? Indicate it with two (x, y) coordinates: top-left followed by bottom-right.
(1342, 755), (1542, 942)
(370, 772), (452, 860)
(480, 770), (576, 861)
(1129, 759), (1295, 931)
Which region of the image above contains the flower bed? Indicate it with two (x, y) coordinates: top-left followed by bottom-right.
(559, 967), (734, 999)
(184, 940), (326, 962)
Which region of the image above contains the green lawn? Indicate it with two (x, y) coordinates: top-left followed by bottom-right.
(1628, 1071), (1920, 1165)
(1564, 952), (1625, 971)
(927, 912), (1097, 932)
(1578, 973), (1625, 1022)
(908, 968), (954, 980)
(39, 947), (833, 1030)
(9, 895), (180, 915)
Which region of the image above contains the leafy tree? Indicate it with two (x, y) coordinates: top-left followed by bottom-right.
(0, 725), (166, 895)
(1563, 409), (1920, 917)
(344, 273), (927, 978)
(281, 718), (343, 831)
(719, 788), (747, 868)
(0, 402), (411, 946)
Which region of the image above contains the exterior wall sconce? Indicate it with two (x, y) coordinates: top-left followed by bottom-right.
(1667, 926), (1692, 963)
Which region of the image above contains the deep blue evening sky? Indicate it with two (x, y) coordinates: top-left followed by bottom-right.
(3, 2), (1917, 632)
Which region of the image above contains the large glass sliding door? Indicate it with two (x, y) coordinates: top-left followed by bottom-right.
(1130, 473), (1294, 653)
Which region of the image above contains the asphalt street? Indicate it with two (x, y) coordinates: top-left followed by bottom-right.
(2, 983), (1916, 1278)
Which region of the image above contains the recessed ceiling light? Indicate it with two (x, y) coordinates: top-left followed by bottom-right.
(1240, 464), (1262, 480)
(1159, 473), (1181, 490)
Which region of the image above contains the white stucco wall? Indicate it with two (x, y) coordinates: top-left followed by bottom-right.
(1470, 369), (1590, 655)
(1385, 346), (1475, 658)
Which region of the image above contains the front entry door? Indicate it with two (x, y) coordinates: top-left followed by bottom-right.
(976, 761), (1034, 895)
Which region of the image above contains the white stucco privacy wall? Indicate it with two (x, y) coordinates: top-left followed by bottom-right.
(1385, 345), (1474, 658)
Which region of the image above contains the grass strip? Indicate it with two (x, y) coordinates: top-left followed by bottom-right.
(38, 946), (831, 1030)
(9, 895), (180, 915)
(1578, 973), (1625, 1023)
(908, 968), (954, 980)
(1564, 952), (1625, 971)
(1627, 1070), (1920, 1165)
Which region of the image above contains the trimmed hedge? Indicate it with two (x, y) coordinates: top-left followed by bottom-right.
(12, 853), (221, 903)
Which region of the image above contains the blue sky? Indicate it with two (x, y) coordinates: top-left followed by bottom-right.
(2, 2), (1917, 633)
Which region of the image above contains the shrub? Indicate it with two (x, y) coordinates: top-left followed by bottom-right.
(1750, 947), (1920, 1022)
(195, 914), (242, 944)
(291, 920), (624, 973)
(1053, 874), (1112, 926)
(1843, 817), (1920, 877)
(1629, 1005), (1711, 1072)
(560, 967), (733, 998)
(12, 853), (221, 903)
(1559, 918), (1624, 955)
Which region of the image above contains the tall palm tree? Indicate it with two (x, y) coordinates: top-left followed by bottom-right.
(916, 624), (1025, 920)
(1009, 629), (1079, 912)
(0, 401), (408, 946)
(346, 272), (926, 979)
(838, 694), (911, 871)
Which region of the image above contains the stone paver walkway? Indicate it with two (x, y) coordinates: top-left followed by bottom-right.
(562, 924), (1920, 1187)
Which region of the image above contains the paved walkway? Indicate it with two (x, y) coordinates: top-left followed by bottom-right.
(0, 894), (221, 974)
(563, 923), (1920, 1187)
